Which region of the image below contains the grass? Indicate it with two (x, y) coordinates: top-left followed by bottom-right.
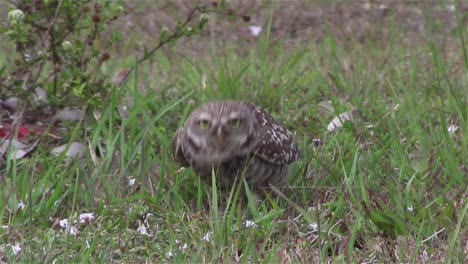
(1, 2), (467, 263)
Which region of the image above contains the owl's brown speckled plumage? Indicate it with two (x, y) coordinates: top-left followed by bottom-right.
(172, 101), (301, 193)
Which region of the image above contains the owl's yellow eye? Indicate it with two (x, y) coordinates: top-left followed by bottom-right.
(227, 118), (242, 128)
(198, 120), (211, 129)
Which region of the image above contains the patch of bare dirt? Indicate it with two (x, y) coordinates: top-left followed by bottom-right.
(110, 1), (467, 56)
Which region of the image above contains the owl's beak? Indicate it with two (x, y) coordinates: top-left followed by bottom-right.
(216, 127), (224, 144)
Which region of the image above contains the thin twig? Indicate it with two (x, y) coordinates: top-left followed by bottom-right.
(42, 0), (64, 42)
(117, 3), (211, 87)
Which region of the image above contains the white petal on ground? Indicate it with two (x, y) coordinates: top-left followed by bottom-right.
(447, 125), (458, 134)
(69, 225), (78, 235)
(407, 206), (414, 212)
(327, 110), (354, 132)
(59, 219), (78, 235)
(202, 232), (211, 242)
(93, 110), (102, 121)
(59, 219), (69, 228)
(79, 213), (95, 223)
(11, 244), (22, 255)
(309, 223), (318, 232)
(128, 178), (136, 187)
(17, 201), (25, 210)
(0, 139), (39, 159)
(248, 26), (262, 36)
(165, 250), (173, 258)
(51, 142), (86, 159)
(137, 224), (148, 235)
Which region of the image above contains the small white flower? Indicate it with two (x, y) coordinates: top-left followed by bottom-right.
(17, 201), (25, 210)
(244, 220), (257, 228)
(59, 219), (78, 235)
(128, 178), (136, 187)
(200, 13), (209, 22)
(186, 26), (192, 32)
(137, 224), (148, 235)
(202, 232), (211, 242)
(11, 244), (22, 255)
(248, 26), (262, 36)
(79, 213), (95, 224)
(309, 223), (318, 232)
(24, 53), (32, 62)
(447, 125), (458, 134)
(182, 243), (188, 251)
(8, 9), (25, 23)
(1, 225), (9, 229)
(165, 250), (173, 258)
(69, 225), (78, 235)
(160, 27), (170, 40)
(407, 206), (414, 212)
(62, 40), (72, 50)
(59, 219), (69, 228)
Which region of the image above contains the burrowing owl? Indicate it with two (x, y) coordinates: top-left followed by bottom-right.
(172, 101), (301, 194)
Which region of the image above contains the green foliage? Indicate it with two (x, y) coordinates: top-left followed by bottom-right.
(0, 0), (220, 110)
(0, 0), (124, 108)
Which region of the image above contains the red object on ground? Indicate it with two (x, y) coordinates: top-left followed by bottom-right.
(0, 123), (29, 139)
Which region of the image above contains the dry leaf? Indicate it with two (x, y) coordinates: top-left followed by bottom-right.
(0, 139), (38, 159)
(51, 142), (86, 159)
(327, 110), (354, 132)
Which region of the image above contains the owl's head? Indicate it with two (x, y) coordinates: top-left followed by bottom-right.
(183, 101), (260, 163)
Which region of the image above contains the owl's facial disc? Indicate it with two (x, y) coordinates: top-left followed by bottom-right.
(217, 112), (250, 146)
(188, 111), (252, 161)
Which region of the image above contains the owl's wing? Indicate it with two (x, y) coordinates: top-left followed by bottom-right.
(242, 102), (302, 165)
(171, 129), (190, 167)
(255, 126), (302, 165)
